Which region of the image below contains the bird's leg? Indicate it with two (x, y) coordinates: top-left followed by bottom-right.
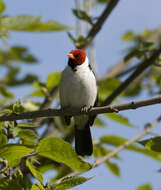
(81, 105), (93, 113)
(61, 106), (71, 125)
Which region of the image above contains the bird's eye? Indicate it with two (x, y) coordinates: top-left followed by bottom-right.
(75, 54), (81, 59)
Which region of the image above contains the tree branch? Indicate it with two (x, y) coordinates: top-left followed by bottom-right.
(93, 114), (161, 167)
(98, 26), (161, 83)
(77, 0), (120, 49)
(0, 96), (161, 121)
(102, 47), (161, 106)
(33, 0), (121, 126)
(54, 114), (161, 185)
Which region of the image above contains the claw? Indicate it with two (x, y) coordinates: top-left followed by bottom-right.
(81, 105), (92, 113)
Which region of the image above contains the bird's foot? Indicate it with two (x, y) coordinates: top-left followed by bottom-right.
(81, 105), (92, 113)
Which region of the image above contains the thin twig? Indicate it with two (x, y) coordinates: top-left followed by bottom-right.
(1, 48), (160, 122)
(0, 96), (161, 121)
(102, 47), (161, 106)
(98, 26), (161, 83)
(54, 114), (161, 185)
(78, 0), (120, 49)
(30, 0), (120, 127)
(93, 115), (161, 167)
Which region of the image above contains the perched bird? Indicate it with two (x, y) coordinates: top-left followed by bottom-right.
(59, 49), (97, 156)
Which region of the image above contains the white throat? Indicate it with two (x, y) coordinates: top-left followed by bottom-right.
(77, 56), (89, 70)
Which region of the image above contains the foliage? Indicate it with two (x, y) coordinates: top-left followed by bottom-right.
(0, 0), (160, 189)
(47, 176), (91, 190)
(36, 137), (91, 172)
(137, 184), (152, 190)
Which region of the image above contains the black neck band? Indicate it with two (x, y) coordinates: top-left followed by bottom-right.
(68, 59), (78, 71)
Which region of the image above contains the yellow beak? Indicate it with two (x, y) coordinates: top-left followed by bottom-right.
(67, 53), (75, 59)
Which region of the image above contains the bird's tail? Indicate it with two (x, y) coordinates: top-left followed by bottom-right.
(74, 124), (93, 156)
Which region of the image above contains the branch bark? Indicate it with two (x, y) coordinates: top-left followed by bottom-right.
(30, 0), (120, 126)
(102, 47), (161, 106)
(77, 0), (120, 49)
(93, 114), (161, 167)
(54, 114), (161, 185)
(0, 96), (161, 121)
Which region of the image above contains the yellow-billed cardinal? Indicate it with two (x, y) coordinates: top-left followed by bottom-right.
(59, 49), (98, 156)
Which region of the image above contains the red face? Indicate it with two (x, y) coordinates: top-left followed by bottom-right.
(67, 49), (86, 65)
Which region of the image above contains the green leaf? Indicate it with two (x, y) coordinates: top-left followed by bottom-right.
(139, 137), (161, 152)
(0, 109), (13, 114)
(31, 184), (45, 190)
(0, 144), (33, 166)
(67, 32), (77, 44)
(49, 176), (91, 190)
(26, 160), (43, 184)
(122, 31), (136, 41)
(137, 184), (152, 190)
(29, 82), (47, 97)
(23, 139), (37, 147)
(0, 0), (5, 14)
(124, 48), (141, 61)
(101, 135), (161, 162)
(14, 127), (39, 140)
(0, 127), (7, 145)
(2, 15), (71, 32)
(0, 98), (13, 107)
(17, 122), (38, 128)
(8, 46), (37, 63)
(93, 144), (120, 159)
(93, 144), (109, 157)
(39, 163), (56, 174)
(0, 121), (4, 127)
(0, 86), (14, 98)
(75, 34), (87, 47)
(29, 90), (46, 97)
(24, 101), (40, 111)
(0, 178), (22, 190)
(141, 29), (152, 38)
(105, 161), (120, 177)
(46, 72), (61, 89)
(0, 133), (7, 145)
(97, 0), (110, 3)
(36, 137), (92, 172)
(139, 42), (155, 52)
(99, 78), (121, 95)
(13, 168), (23, 182)
(72, 9), (93, 25)
(104, 113), (134, 127)
(94, 117), (105, 127)
(13, 99), (24, 113)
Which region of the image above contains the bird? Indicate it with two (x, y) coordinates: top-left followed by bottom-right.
(59, 49), (98, 156)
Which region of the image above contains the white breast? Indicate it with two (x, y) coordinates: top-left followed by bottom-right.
(59, 57), (97, 109)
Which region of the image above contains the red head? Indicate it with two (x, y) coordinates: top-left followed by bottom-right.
(67, 49), (86, 65)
